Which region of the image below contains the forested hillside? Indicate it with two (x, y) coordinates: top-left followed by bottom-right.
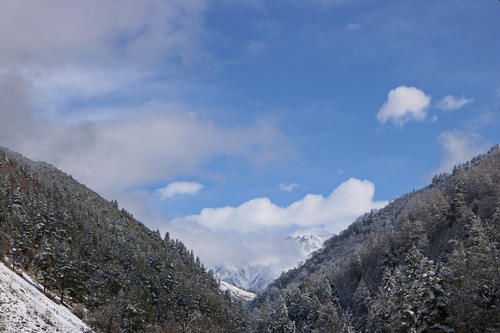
(251, 145), (500, 332)
(0, 147), (246, 332)
(1, 144), (499, 332)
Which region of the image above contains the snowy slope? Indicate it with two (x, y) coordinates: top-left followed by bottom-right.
(219, 280), (256, 302)
(215, 264), (280, 292)
(0, 261), (92, 333)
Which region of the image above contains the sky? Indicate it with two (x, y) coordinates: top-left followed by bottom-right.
(0, 0), (499, 270)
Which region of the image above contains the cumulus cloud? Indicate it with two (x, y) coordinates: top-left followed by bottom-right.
(377, 86), (431, 127)
(432, 131), (488, 175)
(174, 178), (387, 234)
(436, 95), (473, 111)
(156, 182), (204, 200)
(279, 183), (299, 192)
(167, 178), (387, 267)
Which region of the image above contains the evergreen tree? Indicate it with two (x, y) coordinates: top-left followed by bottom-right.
(267, 296), (296, 333)
(34, 238), (56, 293)
(372, 246), (453, 333)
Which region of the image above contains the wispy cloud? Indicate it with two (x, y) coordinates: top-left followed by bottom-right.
(346, 23), (362, 31)
(436, 95), (473, 111)
(432, 131), (488, 175)
(377, 86), (431, 127)
(156, 182), (204, 200)
(0, 0), (208, 67)
(0, 75), (291, 194)
(279, 183), (299, 192)
(246, 41), (267, 56)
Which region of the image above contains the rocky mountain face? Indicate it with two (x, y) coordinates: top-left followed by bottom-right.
(0, 147), (246, 332)
(251, 145), (500, 332)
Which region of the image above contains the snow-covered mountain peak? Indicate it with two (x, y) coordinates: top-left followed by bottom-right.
(215, 264), (279, 293)
(285, 234), (330, 256)
(215, 233), (331, 292)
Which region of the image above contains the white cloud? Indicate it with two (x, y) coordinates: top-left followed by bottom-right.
(436, 95), (473, 111)
(346, 23), (362, 31)
(174, 178), (387, 234)
(0, 74), (291, 194)
(432, 131), (488, 175)
(167, 178), (387, 268)
(279, 183), (299, 192)
(27, 66), (148, 110)
(0, 0), (207, 66)
(156, 182), (204, 200)
(377, 86), (431, 127)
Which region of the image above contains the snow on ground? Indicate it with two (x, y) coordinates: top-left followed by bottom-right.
(0, 261), (92, 332)
(219, 280), (256, 302)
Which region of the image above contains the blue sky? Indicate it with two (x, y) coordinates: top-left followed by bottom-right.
(155, 0), (500, 215)
(0, 0), (499, 268)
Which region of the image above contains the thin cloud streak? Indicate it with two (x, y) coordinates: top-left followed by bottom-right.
(156, 182), (204, 200)
(436, 95), (473, 111)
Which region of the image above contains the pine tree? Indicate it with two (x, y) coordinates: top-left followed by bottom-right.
(444, 215), (500, 332)
(267, 296), (296, 333)
(372, 246), (453, 332)
(34, 238), (57, 293)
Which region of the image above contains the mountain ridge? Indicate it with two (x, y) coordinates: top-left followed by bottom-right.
(0, 146), (246, 332)
(250, 144), (500, 332)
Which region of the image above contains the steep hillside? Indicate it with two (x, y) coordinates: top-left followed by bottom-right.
(0, 147), (246, 332)
(251, 145), (500, 332)
(0, 261), (91, 332)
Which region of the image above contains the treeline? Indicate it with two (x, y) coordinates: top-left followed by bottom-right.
(0, 147), (246, 332)
(250, 145), (500, 332)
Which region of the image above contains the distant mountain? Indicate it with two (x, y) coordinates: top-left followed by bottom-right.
(216, 234), (329, 293)
(215, 264), (279, 293)
(219, 280), (256, 302)
(0, 147), (245, 332)
(251, 145), (500, 332)
(285, 234), (330, 256)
